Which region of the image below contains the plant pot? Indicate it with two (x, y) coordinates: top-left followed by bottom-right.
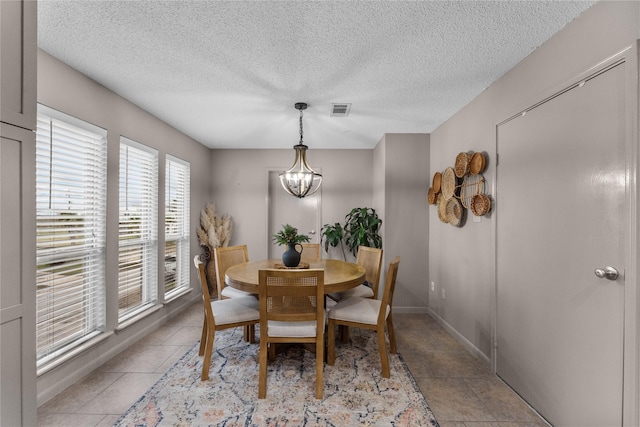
(282, 243), (302, 267)
(202, 251), (218, 299)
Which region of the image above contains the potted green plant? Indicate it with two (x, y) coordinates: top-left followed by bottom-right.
(272, 224), (310, 267)
(321, 207), (382, 260)
(320, 222), (346, 260)
(344, 207), (382, 257)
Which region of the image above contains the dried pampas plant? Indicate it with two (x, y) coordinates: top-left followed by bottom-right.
(197, 203), (232, 298)
(197, 202), (232, 252)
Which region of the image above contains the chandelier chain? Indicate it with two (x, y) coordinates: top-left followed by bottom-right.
(299, 109), (304, 144)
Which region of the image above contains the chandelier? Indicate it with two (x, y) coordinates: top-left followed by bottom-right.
(279, 102), (322, 198)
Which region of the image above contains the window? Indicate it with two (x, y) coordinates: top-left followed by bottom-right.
(164, 155), (190, 298)
(119, 138), (158, 321)
(35, 106), (107, 366)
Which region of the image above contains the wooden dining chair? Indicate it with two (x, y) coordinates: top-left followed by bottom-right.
(329, 245), (383, 301)
(194, 256), (260, 381)
(258, 268), (325, 399)
(328, 246), (383, 342)
(327, 256), (400, 378)
(300, 243), (321, 263)
(214, 245), (255, 299)
(214, 245), (258, 342)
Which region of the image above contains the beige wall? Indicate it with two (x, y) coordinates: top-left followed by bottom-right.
(429, 0), (640, 361)
(37, 50), (209, 403)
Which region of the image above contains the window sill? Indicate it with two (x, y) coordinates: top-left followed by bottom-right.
(37, 331), (114, 377)
(116, 304), (163, 333)
(164, 287), (193, 304)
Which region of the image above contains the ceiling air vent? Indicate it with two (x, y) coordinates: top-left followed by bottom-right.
(330, 103), (351, 117)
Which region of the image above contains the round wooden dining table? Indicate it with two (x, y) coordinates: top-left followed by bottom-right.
(225, 259), (366, 294)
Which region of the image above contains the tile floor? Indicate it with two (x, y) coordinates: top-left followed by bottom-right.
(38, 300), (548, 427)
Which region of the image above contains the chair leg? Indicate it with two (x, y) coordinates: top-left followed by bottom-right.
(248, 324), (256, 344)
(201, 327), (215, 381)
(341, 325), (350, 343)
(243, 324), (257, 343)
(386, 313), (397, 354)
(268, 341), (277, 361)
(258, 338), (268, 398)
(377, 326), (390, 378)
(198, 316), (207, 356)
(327, 319), (336, 365)
(315, 330), (324, 399)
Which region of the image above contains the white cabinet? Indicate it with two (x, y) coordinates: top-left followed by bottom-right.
(0, 0), (36, 130)
(0, 125), (36, 427)
(0, 1), (36, 426)
(0, 124), (36, 426)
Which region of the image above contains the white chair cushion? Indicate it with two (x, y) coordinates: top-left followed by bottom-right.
(267, 312), (327, 338)
(328, 296), (390, 325)
(221, 286), (256, 300)
(211, 298), (259, 325)
(233, 295), (259, 309)
(325, 297), (337, 310)
(328, 284), (374, 301)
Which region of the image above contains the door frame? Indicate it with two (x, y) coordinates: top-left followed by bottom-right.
(493, 43), (639, 425)
(265, 167), (322, 258)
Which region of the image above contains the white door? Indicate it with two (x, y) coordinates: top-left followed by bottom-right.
(496, 60), (626, 426)
(267, 170), (320, 259)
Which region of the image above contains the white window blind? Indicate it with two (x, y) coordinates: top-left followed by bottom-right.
(119, 137), (158, 321)
(164, 155), (190, 297)
(35, 106), (107, 366)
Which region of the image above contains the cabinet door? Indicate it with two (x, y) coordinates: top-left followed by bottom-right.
(0, 123), (36, 426)
(0, 0), (36, 130)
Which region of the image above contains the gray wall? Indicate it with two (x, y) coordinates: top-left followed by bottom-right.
(429, 0), (640, 362)
(375, 133), (430, 310)
(37, 50), (209, 403)
(208, 148), (374, 261)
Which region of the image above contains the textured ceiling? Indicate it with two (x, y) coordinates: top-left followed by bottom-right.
(37, 1), (595, 149)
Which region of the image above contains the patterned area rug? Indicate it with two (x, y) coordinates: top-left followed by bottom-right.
(115, 327), (439, 426)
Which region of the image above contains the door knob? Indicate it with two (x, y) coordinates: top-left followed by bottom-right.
(594, 266), (619, 280)
(309, 230), (316, 235)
